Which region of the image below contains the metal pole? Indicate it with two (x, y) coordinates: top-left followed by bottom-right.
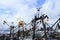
(10, 26), (14, 40)
(32, 16), (36, 40)
(22, 27), (24, 40)
(42, 17), (47, 40)
(18, 30), (20, 40)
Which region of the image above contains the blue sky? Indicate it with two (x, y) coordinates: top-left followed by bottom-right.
(37, 0), (46, 7)
(0, 0), (60, 33)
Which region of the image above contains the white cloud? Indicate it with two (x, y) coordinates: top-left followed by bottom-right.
(42, 0), (60, 18)
(0, 0), (37, 22)
(0, 0), (38, 33)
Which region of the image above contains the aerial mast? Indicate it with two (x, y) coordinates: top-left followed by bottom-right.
(32, 7), (41, 40)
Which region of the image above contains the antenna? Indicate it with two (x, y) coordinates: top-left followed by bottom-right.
(37, 7), (42, 18)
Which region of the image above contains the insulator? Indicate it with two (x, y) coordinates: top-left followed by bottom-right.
(57, 23), (60, 29)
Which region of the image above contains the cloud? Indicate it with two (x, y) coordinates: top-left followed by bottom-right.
(41, 0), (60, 18)
(0, 0), (38, 33)
(0, 0), (37, 22)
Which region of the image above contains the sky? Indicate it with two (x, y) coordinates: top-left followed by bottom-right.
(0, 0), (60, 33)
